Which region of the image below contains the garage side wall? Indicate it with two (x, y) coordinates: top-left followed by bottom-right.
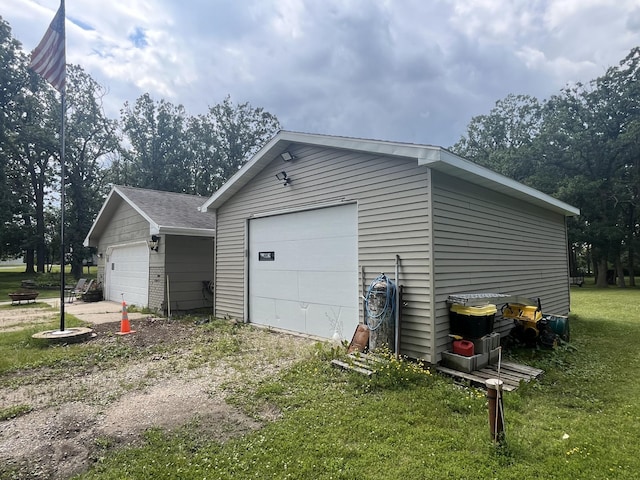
(431, 170), (571, 362)
(164, 236), (214, 312)
(96, 200), (154, 305)
(214, 145), (434, 361)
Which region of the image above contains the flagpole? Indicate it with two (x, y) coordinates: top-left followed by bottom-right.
(30, 0), (68, 333)
(59, 89), (66, 332)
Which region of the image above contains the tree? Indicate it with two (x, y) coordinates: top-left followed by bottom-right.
(64, 65), (119, 278)
(0, 17), (28, 260)
(113, 94), (281, 196)
(188, 95), (281, 195)
(452, 94), (543, 182)
(116, 93), (190, 192)
(453, 48), (640, 288)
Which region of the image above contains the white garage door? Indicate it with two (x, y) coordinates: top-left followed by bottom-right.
(106, 243), (149, 307)
(249, 204), (359, 340)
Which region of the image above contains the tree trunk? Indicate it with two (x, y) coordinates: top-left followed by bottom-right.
(628, 242), (636, 287)
(24, 248), (35, 274)
(35, 182), (46, 273)
(595, 257), (609, 288)
(615, 255), (626, 288)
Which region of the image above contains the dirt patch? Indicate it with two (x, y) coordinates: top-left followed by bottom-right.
(0, 314), (316, 479)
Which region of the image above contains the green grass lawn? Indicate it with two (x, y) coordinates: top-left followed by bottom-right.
(1, 272), (638, 479)
(74, 285), (640, 480)
(0, 265), (97, 301)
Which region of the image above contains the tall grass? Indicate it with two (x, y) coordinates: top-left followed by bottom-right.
(76, 286), (640, 480)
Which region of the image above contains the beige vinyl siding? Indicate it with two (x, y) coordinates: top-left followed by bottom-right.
(431, 170), (571, 361)
(163, 236), (214, 311)
(97, 199), (152, 287)
(215, 144), (434, 361)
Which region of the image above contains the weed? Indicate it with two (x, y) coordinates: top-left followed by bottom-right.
(0, 403), (32, 421)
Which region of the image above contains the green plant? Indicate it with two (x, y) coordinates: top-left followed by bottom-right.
(0, 403), (32, 421)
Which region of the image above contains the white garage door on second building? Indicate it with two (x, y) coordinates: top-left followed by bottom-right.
(106, 242), (149, 307)
(249, 204), (359, 340)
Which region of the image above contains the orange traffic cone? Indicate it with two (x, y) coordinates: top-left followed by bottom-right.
(116, 299), (135, 335)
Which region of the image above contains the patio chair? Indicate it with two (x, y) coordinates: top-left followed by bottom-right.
(65, 278), (87, 303)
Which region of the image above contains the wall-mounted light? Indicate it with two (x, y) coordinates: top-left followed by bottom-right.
(97, 253), (103, 259)
(148, 234), (160, 251)
(280, 151), (295, 162)
(275, 171), (291, 186)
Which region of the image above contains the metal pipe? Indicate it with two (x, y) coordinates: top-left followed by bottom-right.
(166, 274), (171, 319)
(394, 254), (400, 358)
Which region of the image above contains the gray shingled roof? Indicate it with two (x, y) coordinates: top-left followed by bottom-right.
(116, 186), (214, 230)
(84, 185), (215, 247)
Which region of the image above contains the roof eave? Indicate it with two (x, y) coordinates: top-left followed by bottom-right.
(198, 131), (580, 217)
(155, 226), (216, 237)
(418, 148), (580, 217)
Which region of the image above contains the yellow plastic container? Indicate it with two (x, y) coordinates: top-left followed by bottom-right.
(450, 304), (498, 316)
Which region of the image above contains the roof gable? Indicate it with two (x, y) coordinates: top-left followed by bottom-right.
(84, 186), (215, 247)
(199, 131), (579, 217)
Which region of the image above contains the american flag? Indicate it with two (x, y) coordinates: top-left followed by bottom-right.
(30, 1), (66, 92)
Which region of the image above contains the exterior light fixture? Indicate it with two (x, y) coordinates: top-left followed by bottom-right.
(280, 151), (294, 162)
(148, 234), (160, 251)
(275, 171), (291, 186)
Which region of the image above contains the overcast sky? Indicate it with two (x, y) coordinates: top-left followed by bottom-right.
(2, 0), (640, 147)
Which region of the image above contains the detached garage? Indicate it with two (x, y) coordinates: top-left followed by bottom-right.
(84, 186), (216, 312)
(200, 131), (579, 364)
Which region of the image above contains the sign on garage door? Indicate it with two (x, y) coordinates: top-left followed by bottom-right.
(249, 204), (358, 340)
(106, 242), (149, 307)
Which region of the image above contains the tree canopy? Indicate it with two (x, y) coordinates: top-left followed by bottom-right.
(453, 48), (640, 287)
(0, 16), (280, 276)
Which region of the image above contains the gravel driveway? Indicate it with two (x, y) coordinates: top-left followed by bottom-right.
(0, 301), (315, 479)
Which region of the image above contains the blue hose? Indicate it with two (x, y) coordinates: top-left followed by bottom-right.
(365, 273), (396, 331)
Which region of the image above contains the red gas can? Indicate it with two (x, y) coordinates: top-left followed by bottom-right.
(453, 339), (475, 357)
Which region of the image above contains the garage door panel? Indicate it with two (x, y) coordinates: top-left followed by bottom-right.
(305, 304), (358, 339)
(250, 296), (277, 323)
(274, 299), (306, 332)
(250, 269), (299, 299)
(249, 204), (358, 340)
(294, 237), (357, 271)
(251, 207), (355, 242)
(298, 270), (358, 306)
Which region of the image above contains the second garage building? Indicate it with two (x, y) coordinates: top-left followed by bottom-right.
(200, 131), (579, 364)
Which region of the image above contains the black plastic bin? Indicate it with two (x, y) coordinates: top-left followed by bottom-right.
(449, 304), (497, 338)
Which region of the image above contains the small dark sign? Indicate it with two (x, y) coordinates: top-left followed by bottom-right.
(258, 251), (275, 261)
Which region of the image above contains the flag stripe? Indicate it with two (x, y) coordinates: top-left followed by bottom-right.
(30, 1), (66, 92)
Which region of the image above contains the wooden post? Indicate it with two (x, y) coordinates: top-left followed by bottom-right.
(485, 378), (505, 443)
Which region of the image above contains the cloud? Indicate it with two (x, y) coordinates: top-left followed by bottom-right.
(2, 0), (640, 147)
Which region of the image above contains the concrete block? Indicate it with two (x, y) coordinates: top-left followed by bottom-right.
(472, 332), (500, 354)
(489, 347), (501, 365)
(489, 332), (501, 350)
(476, 352), (489, 370)
(441, 351), (476, 373)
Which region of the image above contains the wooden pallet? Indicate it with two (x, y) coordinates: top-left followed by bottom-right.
(331, 352), (387, 376)
(436, 361), (544, 391)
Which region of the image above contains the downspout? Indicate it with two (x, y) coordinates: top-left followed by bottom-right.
(426, 167), (437, 364)
(564, 216), (570, 313)
(213, 213), (217, 318)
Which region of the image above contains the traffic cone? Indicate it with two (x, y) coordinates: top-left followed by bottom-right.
(116, 299), (135, 335)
